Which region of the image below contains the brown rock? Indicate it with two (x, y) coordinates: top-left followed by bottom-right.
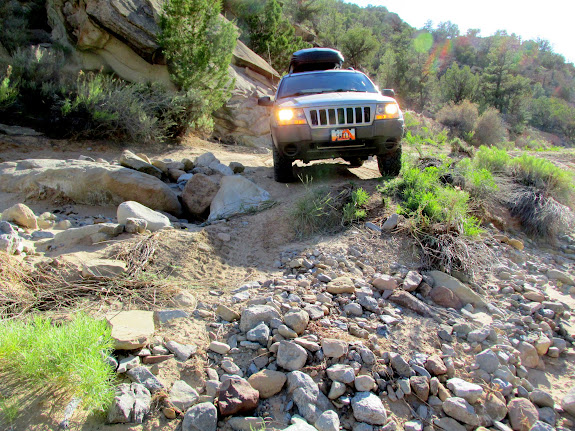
(106, 310), (155, 350)
(425, 355), (447, 375)
(388, 290), (434, 317)
(218, 378), (259, 416)
(2, 203), (38, 229)
(507, 398), (538, 431)
(216, 304), (240, 322)
(484, 392), (507, 422)
(168, 168), (186, 182)
(182, 173), (219, 216)
(372, 275), (398, 291)
(410, 376), (430, 401)
(247, 370), (286, 398)
(430, 285), (463, 308)
(327, 276), (356, 294)
(517, 341), (539, 368)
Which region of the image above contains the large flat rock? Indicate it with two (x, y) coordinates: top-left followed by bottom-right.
(0, 159), (181, 215)
(107, 310), (155, 350)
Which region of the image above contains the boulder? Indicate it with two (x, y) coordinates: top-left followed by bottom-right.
(284, 309), (310, 334)
(239, 304), (281, 332)
(327, 276), (356, 294)
(321, 338), (348, 359)
(429, 285), (463, 308)
(107, 383), (151, 424)
(0, 160), (181, 214)
(446, 378), (484, 404)
(182, 174), (219, 216)
(208, 176), (271, 221)
(119, 150), (163, 178)
(117, 201), (171, 232)
(106, 310), (155, 350)
(182, 402), (217, 431)
(1, 203), (38, 229)
(169, 380), (199, 411)
(442, 397), (480, 426)
(428, 270), (487, 308)
(50, 223), (123, 247)
(277, 341), (308, 371)
(351, 392), (387, 425)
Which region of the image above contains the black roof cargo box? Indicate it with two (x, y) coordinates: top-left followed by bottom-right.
(289, 48), (344, 73)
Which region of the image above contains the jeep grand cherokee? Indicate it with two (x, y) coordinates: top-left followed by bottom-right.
(259, 49), (405, 182)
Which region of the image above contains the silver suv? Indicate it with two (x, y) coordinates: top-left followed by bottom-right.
(259, 48), (405, 182)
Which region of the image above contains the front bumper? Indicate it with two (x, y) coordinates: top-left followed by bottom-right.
(271, 119), (404, 162)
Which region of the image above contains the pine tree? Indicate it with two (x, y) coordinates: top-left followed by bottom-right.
(159, 0), (237, 112)
(440, 62), (479, 103)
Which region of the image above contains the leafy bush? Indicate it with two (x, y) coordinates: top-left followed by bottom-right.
(0, 314), (115, 415)
(0, 66), (18, 109)
(473, 145), (511, 174)
(450, 137), (474, 157)
(343, 187), (369, 223)
(159, 0), (237, 116)
(511, 153), (575, 206)
(454, 158), (498, 198)
(436, 100), (478, 138)
(473, 107), (508, 147)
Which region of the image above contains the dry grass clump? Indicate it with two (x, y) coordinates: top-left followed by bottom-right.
(0, 234), (179, 319)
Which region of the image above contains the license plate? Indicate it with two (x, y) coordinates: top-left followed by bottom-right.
(331, 128), (356, 141)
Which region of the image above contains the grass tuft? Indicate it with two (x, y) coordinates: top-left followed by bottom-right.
(0, 314), (115, 415)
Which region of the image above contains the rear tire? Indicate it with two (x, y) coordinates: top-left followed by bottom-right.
(377, 146), (402, 177)
(273, 145), (295, 183)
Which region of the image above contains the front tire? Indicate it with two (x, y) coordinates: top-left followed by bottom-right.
(273, 145), (295, 183)
(377, 145), (402, 177)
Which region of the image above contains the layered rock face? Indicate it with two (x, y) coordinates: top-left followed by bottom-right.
(45, 0), (278, 147)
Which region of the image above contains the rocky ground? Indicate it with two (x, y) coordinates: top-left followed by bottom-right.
(0, 134), (574, 431)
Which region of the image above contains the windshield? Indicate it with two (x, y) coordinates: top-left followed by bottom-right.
(277, 72), (378, 99)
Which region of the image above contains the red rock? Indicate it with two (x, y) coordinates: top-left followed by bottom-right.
(217, 378), (259, 416)
(430, 286), (463, 309)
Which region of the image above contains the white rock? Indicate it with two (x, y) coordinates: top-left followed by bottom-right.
(208, 176), (270, 221)
(117, 201), (171, 232)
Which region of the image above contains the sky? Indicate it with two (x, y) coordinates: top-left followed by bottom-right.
(346, 0), (575, 64)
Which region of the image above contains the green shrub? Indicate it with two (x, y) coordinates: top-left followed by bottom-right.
(0, 66), (18, 109)
(0, 314), (115, 414)
(473, 145), (511, 174)
(343, 187), (369, 223)
(473, 107), (508, 147)
(450, 137), (475, 157)
(512, 153), (575, 206)
(159, 0), (237, 116)
(436, 100), (478, 138)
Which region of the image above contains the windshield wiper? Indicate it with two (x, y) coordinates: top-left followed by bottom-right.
(282, 91), (314, 98)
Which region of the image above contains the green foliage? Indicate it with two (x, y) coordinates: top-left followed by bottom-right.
(511, 153), (575, 206)
(473, 107), (508, 147)
(159, 0), (237, 113)
(342, 187), (369, 223)
(340, 26), (377, 70)
(440, 62), (479, 103)
(241, 0), (309, 73)
(436, 100), (478, 138)
(0, 314), (115, 414)
(0, 0), (45, 53)
(0, 66), (18, 109)
(529, 96), (575, 141)
(454, 157), (498, 198)
(383, 161), (481, 237)
(473, 145), (510, 173)
(450, 137), (475, 157)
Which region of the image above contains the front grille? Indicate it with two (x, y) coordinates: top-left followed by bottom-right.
(308, 106), (372, 128)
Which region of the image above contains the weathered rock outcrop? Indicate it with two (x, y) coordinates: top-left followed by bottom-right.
(0, 159), (181, 215)
(46, 0), (278, 147)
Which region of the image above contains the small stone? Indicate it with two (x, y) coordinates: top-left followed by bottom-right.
(321, 338), (348, 358)
(517, 341), (539, 368)
(382, 214), (399, 231)
(442, 397), (480, 426)
(403, 271), (422, 292)
(446, 378), (484, 404)
(327, 276), (356, 294)
(284, 308), (310, 334)
(409, 376), (430, 401)
(208, 341), (231, 355)
(166, 340), (198, 361)
(248, 370), (286, 399)
(529, 389), (554, 408)
(433, 417), (467, 431)
(218, 377), (259, 416)
(154, 309), (189, 326)
(240, 305), (281, 332)
(216, 304), (240, 321)
(351, 392), (387, 425)
(562, 386), (575, 415)
(389, 353), (413, 377)
(372, 275), (398, 291)
(125, 218), (147, 234)
(169, 380), (199, 411)
(424, 355), (447, 376)
(507, 398), (538, 431)
(126, 366), (164, 392)
(476, 348), (500, 373)
(2, 203), (38, 229)
(315, 410), (340, 431)
(277, 341), (308, 371)
(182, 402), (217, 431)
(355, 375), (376, 391)
(429, 285), (463, 308)
(327, 364), (355, 384)
(328, 381), (346, 399)
(246, 322), (270, 345)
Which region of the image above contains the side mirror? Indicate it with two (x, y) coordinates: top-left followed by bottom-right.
(258, 96), (274, 107)
(382, 89), (395, 98)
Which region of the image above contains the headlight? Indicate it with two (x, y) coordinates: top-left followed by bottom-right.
(375, 103), (400, 120)
(276, 108), (307, 125)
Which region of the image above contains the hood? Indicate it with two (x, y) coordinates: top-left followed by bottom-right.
(276, 92), (395, 108)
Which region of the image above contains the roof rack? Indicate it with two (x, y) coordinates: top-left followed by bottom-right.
(289, 48), (344, 73)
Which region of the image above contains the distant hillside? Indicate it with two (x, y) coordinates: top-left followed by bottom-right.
(226, 0), (575, 146)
